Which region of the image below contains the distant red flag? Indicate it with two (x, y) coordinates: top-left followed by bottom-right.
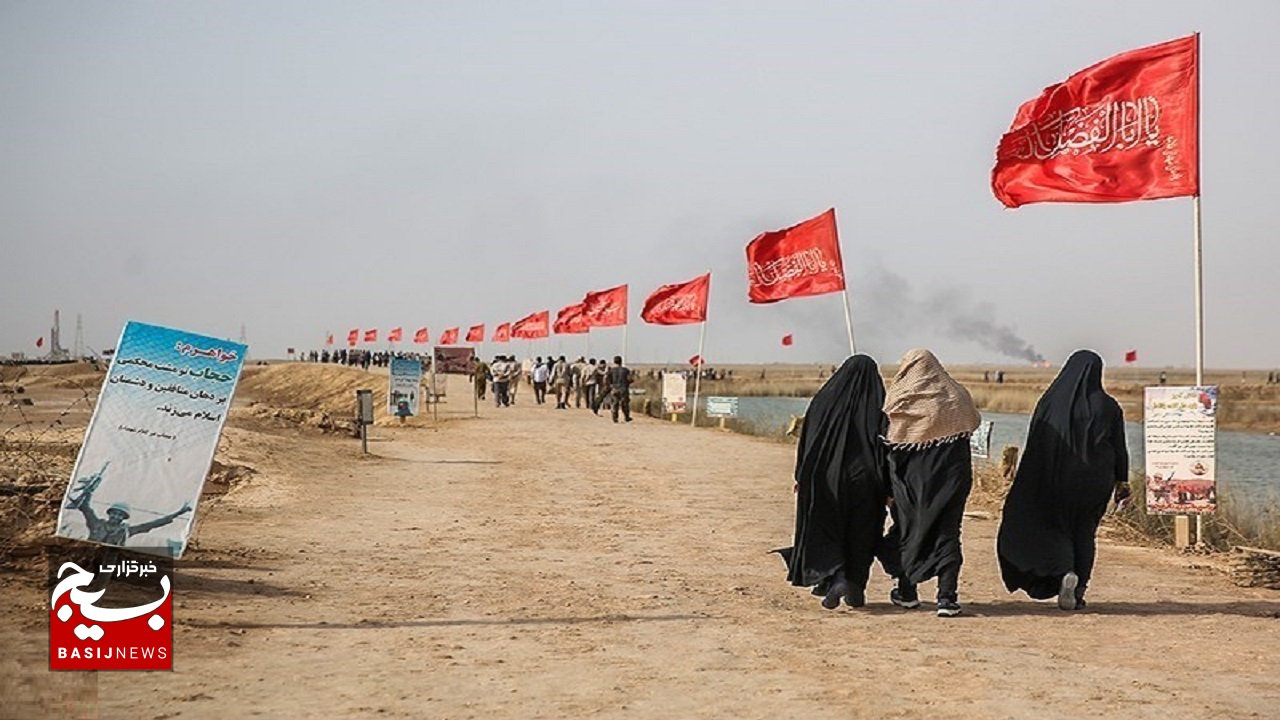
(781, 334), (794, 347)
(582, 285), (628, 327)
(440, 327), (459, 345)
(364, 329), (378, 343)
(1125, 349), (1138, 363)
(511, 311), (550, 339)
(642, 273), (710, 325)
(347, 329), (359, 347)
(326, 333), (334, 346)
(689, 354), (703, 367)
(466, 324), (485, 343)
(388, 327), (403, 342)
(493, 322), (511, 343)
(413, 327), (429, 344)
(553, 304), (589, 335)
(992, 35), (1199, 208)
(36, 337), (44, 348)
(746, 209), (846, 304)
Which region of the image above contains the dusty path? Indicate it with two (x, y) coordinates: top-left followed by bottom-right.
(4, 373), (1279, 719)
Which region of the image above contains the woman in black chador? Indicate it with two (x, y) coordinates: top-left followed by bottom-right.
(997, 350), (1131, 611)
(775, 355), (890, 610)
(882, 349), (980, 618)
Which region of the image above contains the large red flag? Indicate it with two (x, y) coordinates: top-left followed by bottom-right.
(388, 327), (403, 342)
(1125, 349), (1138, 363)
(439, 327), (459, 345)
(363, 329), (378, 343)
(582, 285), (628, 327)
(992, 35), (1199, 208)
(781, 334), (794, 346)
(511, 311), (550, 339)
(413, 327), (429, 344)
(553, 304), (589, 335)
(492, 322), (511, 343)
(347, 329), (359, 347)
(466, 324), (485, 343)
(746, 209), (846, 304)
(642, 273), (710, 325)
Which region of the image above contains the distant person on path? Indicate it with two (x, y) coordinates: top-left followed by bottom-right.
(774, 355), (891, 610)
(532, 358), (550, 405)
(491, 356), (511, 407)
(1159, 371), (1167, 386)
(591, 359), (609, 415)
(572, 357), (591, 409)
(472, 357), (490, 401)
(607, 356), (632, 423)
(551, 356), (570, 409)
(997, 350), (1130, 611)
(882, 348), (980, 618)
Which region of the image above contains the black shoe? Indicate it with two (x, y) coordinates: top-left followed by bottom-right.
(890, 586), (920, 609)
(936, 598), (962, 617)
(1075, 597), (1088, 610)
(1058, 572), (1079, 611)
(625, 417), (633, 423)
(844, 587), (866, 608)
(821, 579), (851, 610)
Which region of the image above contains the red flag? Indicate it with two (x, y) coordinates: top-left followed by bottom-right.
(511, 311), (550, 339)
(493, 322), (511, 343)
(440, 327), (459, 345)
(347, 329), (359, 347)
(388, 327), (403, 342)
(746, 209), (846, 304)
(413, 327), (429, 344)
(689, 354), (703, 367)
(992, 35), (1199, 208)
(642, 273), (710, 325)
(325, 333), (334, 346)
(553, 304), (589, 335)
(466, 324), (485, 343)
(781, 334), (794, 346)
(36, 337), (44, 348)
(1125, 349), (1138, 363)
(582, 285), (628, 327)
(364, 329), (378, 343)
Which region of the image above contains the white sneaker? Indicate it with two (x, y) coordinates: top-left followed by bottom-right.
(1058, 572), (1079, 611)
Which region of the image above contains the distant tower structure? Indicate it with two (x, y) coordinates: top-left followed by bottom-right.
(46, 310), (70, 362)
(74, 314), (85, 360)
(238, 324), (249, 360)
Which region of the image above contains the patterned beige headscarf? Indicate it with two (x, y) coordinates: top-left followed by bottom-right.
(883, 348), (980, 448)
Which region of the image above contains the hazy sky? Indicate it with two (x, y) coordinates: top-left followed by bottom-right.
(3, 2), (1277, 368)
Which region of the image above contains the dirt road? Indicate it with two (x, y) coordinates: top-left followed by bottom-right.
(4, 372), (1279, 719)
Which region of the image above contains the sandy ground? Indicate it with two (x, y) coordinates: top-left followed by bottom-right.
(3, 371), (1279, 720)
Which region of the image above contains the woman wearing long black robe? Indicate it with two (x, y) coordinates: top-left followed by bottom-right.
(776, 355), (890, 610)
(997, 350), (1129, 610)
(882, 349), (980, 617)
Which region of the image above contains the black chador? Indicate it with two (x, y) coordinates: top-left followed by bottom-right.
(997, 350), (1130, 610)
(774, 355), (890, 610)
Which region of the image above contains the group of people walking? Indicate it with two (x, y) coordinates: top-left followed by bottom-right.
(475, 355), (636, 423)
(779, 349), (1130, 617)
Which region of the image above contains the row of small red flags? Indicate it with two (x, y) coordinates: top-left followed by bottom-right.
(327, 36), (1198, 355)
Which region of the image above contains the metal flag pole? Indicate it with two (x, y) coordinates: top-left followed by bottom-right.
(1192, 32), (1206, 546)
(690, 320), (707, 427)
(840, 289), (857, 356)
(690, 272), (711, 427)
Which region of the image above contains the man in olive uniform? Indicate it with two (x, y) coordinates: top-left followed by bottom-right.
(607, 355), (633, 423)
